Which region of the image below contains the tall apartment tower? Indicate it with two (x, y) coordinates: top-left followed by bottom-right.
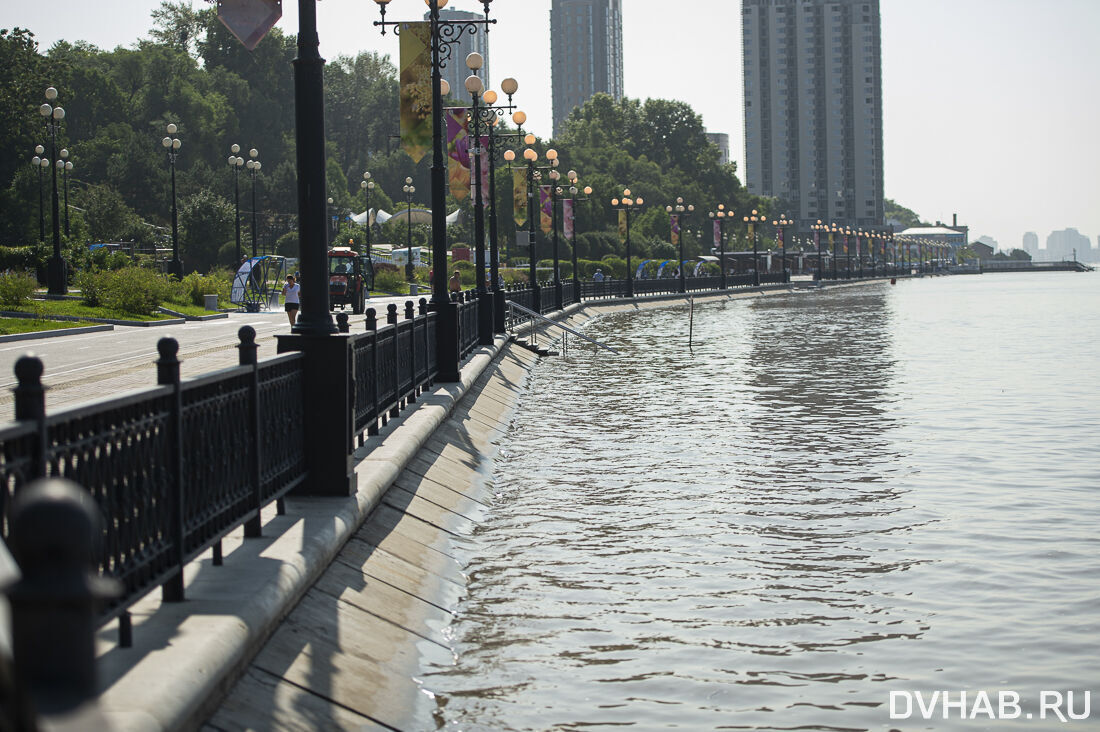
(428, 8), (490, 101)
(550, 0), (624, 136)
(743, 0), (884, 231)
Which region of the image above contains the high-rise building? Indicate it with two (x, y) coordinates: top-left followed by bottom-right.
(742, 0), (884, 231)
(706, 132), (731, 165)
(1022, 231), (1039, 257)
(551, 0), (624, 136)
(1045, 228), (1090, 262)
(428, 8), (490, 103)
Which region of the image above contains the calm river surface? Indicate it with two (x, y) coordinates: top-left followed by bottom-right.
(425, 273), (1100, 731)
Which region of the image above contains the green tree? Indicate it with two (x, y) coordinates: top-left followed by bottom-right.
(179, 188), (234, 272)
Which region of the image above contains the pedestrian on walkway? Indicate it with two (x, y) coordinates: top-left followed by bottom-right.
(281, 275), (300, 326)
(449, 269), (462, 300)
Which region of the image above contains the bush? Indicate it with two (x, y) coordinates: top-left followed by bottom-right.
(372, 263), (406, 294)
(0, 271), (38, 309)
(77, 268), (172, 314)
(175, 271), (231, 307)
(0, 246), (39, 272)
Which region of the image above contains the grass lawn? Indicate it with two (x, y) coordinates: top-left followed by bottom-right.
(9, 299), (174, 322)
(0, 317), (88, 335)
(160, 301), (229, 317)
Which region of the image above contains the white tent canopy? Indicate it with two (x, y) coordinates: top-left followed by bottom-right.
(363, 208), (463, 226)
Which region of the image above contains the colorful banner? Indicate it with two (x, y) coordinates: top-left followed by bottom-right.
(843, 234), (849, 255)
(399, 22), (432, 164)
(512, 169), (526, 226)
(713, 220), (721, 248)
(619, 210), (628, 242)
(472, 136), (490, 207)
(563, 199), (574, 240)
(777, 227), (784, 249)
(446, 107), (470, 201)
(670, 214), (680, 246)
(539, 186), (552, 234)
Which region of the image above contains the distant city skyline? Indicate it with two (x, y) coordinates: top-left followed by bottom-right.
(10, 0), (1100, 252)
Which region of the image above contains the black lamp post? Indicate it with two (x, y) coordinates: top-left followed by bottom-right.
(522, 142), (542, 311)
(31, 146), (47, 243)
(612, 188), (644, 298)
(773, 214), (791, 282)
(374, 0), (497, 382)
(545, 149), (565, 311)
(40, 87), (68, 293)
(60, 149), (72, 239)
(830, 224), (839, 280)
(564, 172), (590, 304)
(246, 148), (261, 258)
(161, 122), (182, 278)
(402, 177), (415, 281)
(463, 52), (495, 343)
(667, 197), (694, 293)
(812, 221), (824, 280)
(482, 81), (522, 332)
(856, 229), (864, 278)
(228, 145), (245, 263)
(708, 205), (730, 290)
(745, 209), (762, 287)
(359, 171), (375, 253)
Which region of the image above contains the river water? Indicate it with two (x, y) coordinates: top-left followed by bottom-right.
(425, 273), (1100, 731)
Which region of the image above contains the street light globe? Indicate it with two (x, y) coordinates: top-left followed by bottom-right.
(55, 159), (64, 170)
(45, 87), (58, 101)
(622, 188), (631, 197)
(35, 145), (44, 155)
(53, 107), (65, 120)
(167, 123), (177, 134)
(424, 0), (449, 7)
(368, 181), (375, 190)
(39, 104), (52, 117)
(162, 136), (172, 148)
(567, 170), (577, 180)
(465, 52), (484, 71)
(40, 158), (49, 169)
(556, 186), (563, 195)
(440, 79), (450, 96)
(483, 90), (498, 105)
(501, 77), (519, 96)
(231, 143), (240, 154)
(228, 155), (237, 166)
(363, 171), (371, 180)
(523, 148), (537, 162)
(31, 156), (40, 166)
(65, 161), (73, 171)
(361, 180), (368, 189)
(666, 205), (673, 213)
(513, 111), (527, 126)
(405, 176), (413, 184)
(327, 197), (334, 204)
(636, 197), (644, 205)
(503, 149), (516, 162)
(570, 186), (578, 195)
(524, 132), (536, 146)
(465, 75), (483, 95)
(545, 148), (558, 160)
(611, 198), (619, 206)
(584, 186), (592, 195)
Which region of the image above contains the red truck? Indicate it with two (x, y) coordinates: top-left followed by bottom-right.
(328, 246), (374, 314)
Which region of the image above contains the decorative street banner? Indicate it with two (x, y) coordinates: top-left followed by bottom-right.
(843, 234), (849, 255)
(512, 169), (526, 226)
(777, 226), (784, 250)
(619, 210), (628, 242)
(563, 199), (574, 240)
(670, 214), (680, 246)
(539, 186), (552, 234)
(713, 220), (721, 248)
(470, 136), (490, 207)
(399, 23), (432, 164)
(446, 107), (470, 201)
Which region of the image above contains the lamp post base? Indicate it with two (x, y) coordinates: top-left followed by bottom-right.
(493, 289), (506, 333)
(167, 259), (184, 279)
(46, 256), (67, 296)
(432, 300), (461, 382)
(478, 291), (494, 345)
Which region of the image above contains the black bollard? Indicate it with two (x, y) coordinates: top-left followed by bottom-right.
(5, 479), (121, 713)
(336, 312), (350, 333)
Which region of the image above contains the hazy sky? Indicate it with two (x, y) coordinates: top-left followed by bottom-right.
(10, 0), (1100, 252)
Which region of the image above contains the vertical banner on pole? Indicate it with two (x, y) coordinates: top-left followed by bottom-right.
(471, 137), (490, 207)
(512, 169), (526, 226)
(399, 22), (432, 164)
(670, 214), (680, 246)
(446, 108), (470, 201)
(539, 186), (552, 234)
(563, 199), (574, 240)
(619, 210), (628, 242)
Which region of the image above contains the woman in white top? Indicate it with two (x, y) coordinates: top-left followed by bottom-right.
(281, 275), (300, 326)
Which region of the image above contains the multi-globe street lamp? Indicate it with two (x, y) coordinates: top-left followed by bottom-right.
(544, 148), (566, 311)
(374, 0), (497, 381)
(228, 145), (246, 263)
(708, 205), (731, 290)
(31, 145), (47, 243)
(360, 171), (375, 253)
(480, 80), (522, 331)
(161, 122), (183, 278)
(246, 148), (261, 257)
(40, 87), (68, 293)
(402, 177), (416, 281)
(563, 171), (591, 304)
(60, 149), (73, 239)
(812, 220), (827, 280)
(464, 51), (495, 343)
(611, 189), (644, 298)
(773, 214), (791, 281)
(744, 209), (762, 286)
(666, 197), (694, 293)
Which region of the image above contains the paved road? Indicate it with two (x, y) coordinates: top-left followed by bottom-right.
(0, 295), (416, 414)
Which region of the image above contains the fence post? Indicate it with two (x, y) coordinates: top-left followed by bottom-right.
(365, 308), (380, 436)
(404, 301), (417, 403)
(157, 338), (185, 602)
(238, 326), (263, 539)
(13, 356), (47, 480)
(5, 478), (121, 714)
(336, 312), (350, 333)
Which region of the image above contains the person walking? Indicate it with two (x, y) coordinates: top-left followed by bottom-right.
(281, 275), (300, 326)
(592, 268), (605, 282)
(449, 269), (462, 300)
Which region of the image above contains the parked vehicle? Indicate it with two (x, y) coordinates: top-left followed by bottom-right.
(328, 246), (374, 313)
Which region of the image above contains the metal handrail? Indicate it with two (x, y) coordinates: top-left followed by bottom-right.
(507, 301), (619, 355)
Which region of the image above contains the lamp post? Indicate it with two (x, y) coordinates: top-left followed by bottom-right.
(773, 214), (791, 282)
(228, 145), (245, 263)
(40, 87), (68, 293)
(464, 52), (494, 343)
(161, 122), (182, 278)
(611, 189), (643, 298)
(744, 209), (762, 286)
(374, 0), (497, 382)
(812, 220), (825, 280)
(31, 146), (47, 243)
(519, 138), (542, 312)
(402, 177), (415, 280)
(667, 197), (694, 293)
(545, 149), (564, 311)
(708, 205), (731, 290)
(360, 171), (375, 254)
(245, 148), (261, 257)
(564, 171), (589, 304)
(482, 81), (522, 332)
(60, 149), (72, 239)
(829, 223), (839, 280)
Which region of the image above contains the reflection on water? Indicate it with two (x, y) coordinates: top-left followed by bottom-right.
(426, 276), (1100, 730)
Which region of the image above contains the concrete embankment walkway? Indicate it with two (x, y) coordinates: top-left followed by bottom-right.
(44, 280), (892, 732)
